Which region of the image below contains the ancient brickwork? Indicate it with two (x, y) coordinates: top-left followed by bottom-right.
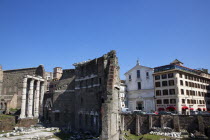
(122, 114), (210, 135)
(179, 116), (199, 132)
(16, 118), (38, 127)
(43, 51), (121, 139)
(0, 66), (3, 97)
(0, 115), (38, 131)
(0, 65), (45, 114)
(44, 69), (75, 128)
(0, 115), (16, 131)
(123, 115), (136, 134)
(152, 115), (160, 127)
(162, 115), (173, 128)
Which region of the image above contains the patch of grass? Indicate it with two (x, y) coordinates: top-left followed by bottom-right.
(9, 108), (18, 112)
(0, 114), (14, 120)
(142, 134), (170, 140)
(0, 131), (7, 134)
(124, 131), (170, 140)
(124, 132), (142, 140)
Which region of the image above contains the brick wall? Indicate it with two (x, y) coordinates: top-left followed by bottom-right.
(122, 114), (210, 135)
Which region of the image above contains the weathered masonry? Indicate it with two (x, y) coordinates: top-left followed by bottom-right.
(122, 114), (210, 136)
(19, 75), (45, 119)
(43, 50), (121, 140)
(0, 65), (45, 119)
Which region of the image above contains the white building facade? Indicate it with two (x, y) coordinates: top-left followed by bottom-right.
(154, 59), (210, 114)
(125, 61), (155, 112)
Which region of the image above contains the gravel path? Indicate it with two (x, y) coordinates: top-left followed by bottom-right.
(0, 129), (57, 140)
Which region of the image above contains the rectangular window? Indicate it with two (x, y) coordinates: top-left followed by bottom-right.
(191, 82), (194, 87)
(189, 82), (191, 87)
(146, 72), (149, 78)
(185, 75), (188, 79)
(180, 80), (183, 86)
(138, 82), (141, 90)
(170, 99), (176, 104)
(163, 99), (169, 104)
(168, 73), (174, 78)
(163, 89), (168, 95)
(169, 80), (174, 86)
(162, 81), (168, 86)
(156, 90), (161, 96)
(186, 90), (189, 95)
(169, 89), (175, 95)
(185, 81), (188, 86)
(99, 78), (102, 85)
(129, 75), (132, 81)
(137, 70), (140, 78)
(182, 99), (185, 104)
(155, 82), (161, 87)
(157, 100), (162, 104)
(162, 74), (167, 79)
(155, 75), (160, 80)
(181, 89), (184, 95)
(180, 73), (183, 78)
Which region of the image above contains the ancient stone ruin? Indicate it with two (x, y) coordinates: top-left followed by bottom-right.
(0, 50), (121, 140)
(43, 50), (121, 139)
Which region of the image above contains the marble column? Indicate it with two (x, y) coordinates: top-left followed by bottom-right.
(27, 79), (34, 118)
(34, 80), (40, 117)
(20, 77), (27, 119)
(39, 82), (45, 117)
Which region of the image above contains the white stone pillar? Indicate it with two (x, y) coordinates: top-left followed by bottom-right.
(34, 80), (40, 117)
(39, 82), (45, 117)
(40, 82), (45, 105)
(27, 79), (34, 118)
(20, 77), (27, 119)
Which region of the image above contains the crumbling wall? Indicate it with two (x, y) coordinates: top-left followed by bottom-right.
(16, 118), (38, 127)
(49, 69), (75, 128)
(0, 66), (3, 96)
(43, 51), (121, 138)
(1, 65), (45, 110)
(0, 115), (16, 131)
(122, 114), (210, 135)
(100, 51), (121, 140)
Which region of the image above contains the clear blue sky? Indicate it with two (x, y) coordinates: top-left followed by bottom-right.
(0, 0), (210, 79)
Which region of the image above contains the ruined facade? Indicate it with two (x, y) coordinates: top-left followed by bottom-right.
(0, 65), (45, 119)
(43, 50), (121, 139)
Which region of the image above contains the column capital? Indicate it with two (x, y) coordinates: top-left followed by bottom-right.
(23, 77), (27, 83)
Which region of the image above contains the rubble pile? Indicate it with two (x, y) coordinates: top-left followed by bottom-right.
(0, 126), (59, 139)
(149, 127), (182, 138)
